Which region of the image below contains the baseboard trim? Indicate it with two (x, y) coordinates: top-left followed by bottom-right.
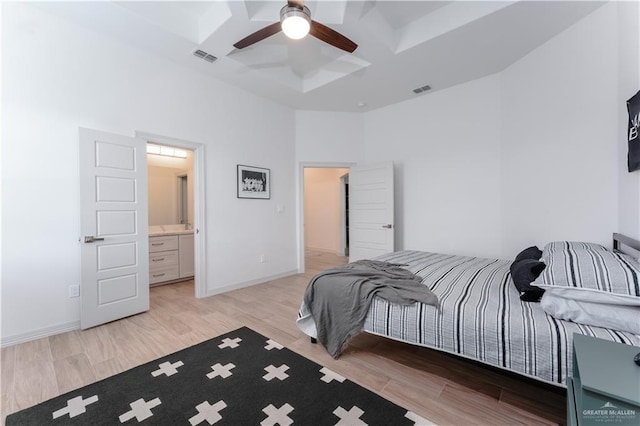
(1, 320), (80, 348)
(3, 270), (299, 347)
(203, 269), (299, 298)
(305, 247), (345, 256)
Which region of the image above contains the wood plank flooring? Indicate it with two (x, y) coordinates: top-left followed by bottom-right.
(1, 252), (566, 425)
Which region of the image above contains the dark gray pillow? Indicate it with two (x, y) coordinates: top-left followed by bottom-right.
(510, 259), (546, 302)
(514, 246), (543, 263)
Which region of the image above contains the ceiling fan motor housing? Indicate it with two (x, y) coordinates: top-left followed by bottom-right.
(280, 5), (311, 39)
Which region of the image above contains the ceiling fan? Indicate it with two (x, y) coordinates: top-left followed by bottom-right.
(233, 0), (358, 53)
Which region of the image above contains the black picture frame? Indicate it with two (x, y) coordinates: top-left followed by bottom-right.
(237, 165), (270, 199)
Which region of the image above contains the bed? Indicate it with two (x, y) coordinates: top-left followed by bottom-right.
(296, 234), (640, 386)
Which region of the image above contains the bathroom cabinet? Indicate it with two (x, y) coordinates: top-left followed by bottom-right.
(149, 233), (194, 285)
(179, 233), (194, 278)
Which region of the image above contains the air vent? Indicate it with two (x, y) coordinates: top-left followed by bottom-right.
(193, 49), (217, 63)
(412, 85), (432, 94)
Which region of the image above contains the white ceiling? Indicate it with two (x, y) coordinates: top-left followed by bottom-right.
(35, 1), (605, 112)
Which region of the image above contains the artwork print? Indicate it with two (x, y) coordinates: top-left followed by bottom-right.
(627, 90), (640, 172)
(237, 165), (270, 199)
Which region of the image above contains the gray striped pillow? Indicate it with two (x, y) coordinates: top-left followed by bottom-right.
(532, 241), (640, 297)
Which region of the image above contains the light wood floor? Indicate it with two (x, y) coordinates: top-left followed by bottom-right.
(1, 252), (566, 425)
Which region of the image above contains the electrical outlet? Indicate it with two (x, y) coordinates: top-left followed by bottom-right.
(260, 254), (266, 263)
(69, 285), (80, 298)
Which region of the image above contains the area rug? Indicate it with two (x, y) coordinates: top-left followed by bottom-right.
(7, 327), (434, 425)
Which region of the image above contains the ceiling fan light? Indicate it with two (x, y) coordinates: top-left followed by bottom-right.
(280, 5), (311, 40)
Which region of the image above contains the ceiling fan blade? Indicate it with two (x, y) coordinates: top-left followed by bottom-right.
(309, 21), (358, 53)
(233, 22), (282, 49)
(288, 0), (304, 8)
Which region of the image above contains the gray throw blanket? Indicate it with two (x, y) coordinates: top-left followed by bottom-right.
(303, 260), (439, 358)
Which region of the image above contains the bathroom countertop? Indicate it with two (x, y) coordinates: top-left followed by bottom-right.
(149, 225), (194, 237)
(149, 230), (194, 237)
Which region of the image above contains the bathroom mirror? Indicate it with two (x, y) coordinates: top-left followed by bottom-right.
(147, 146), (194, 227)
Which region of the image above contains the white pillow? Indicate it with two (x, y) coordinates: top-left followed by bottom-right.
(536, 285), (640, 305)
(540, 291), (640, 334)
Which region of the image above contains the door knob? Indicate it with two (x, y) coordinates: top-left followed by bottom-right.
(382, 224), (393, 229)
(84, 236), (105, 243)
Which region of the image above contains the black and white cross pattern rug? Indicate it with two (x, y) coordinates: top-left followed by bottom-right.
(6, 327), (436, 425)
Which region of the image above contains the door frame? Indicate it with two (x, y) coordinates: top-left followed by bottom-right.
(297, 161), (355, 273)
(136, 131), (208, 298)
(176, 172), (188, 225)
(340, 172), (349, 257)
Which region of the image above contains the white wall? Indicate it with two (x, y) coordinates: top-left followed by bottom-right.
(1, 3), (297, 343)
(500, 1), (623, 255)
(299, 1), (638, 260)
(295, 111), (364, 164)
(617, 1), (640, 239)
(364, 76), (504, 258)
(360, 1), (638, 259)
(304, 168), (349, 254)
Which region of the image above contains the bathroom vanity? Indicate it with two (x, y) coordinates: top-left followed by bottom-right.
(149, 225), (194, 286)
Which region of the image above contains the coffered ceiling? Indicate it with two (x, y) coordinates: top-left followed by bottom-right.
(36, 1), (604, 111)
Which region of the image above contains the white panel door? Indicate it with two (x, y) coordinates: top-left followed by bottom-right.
(349, 161), (395, 262)
(79, 128), (149, 329)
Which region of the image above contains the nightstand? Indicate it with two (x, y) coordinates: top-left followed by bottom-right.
(567, 334), (640, 426)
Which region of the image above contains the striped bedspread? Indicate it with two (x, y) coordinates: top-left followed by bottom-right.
(298, 250), (640, 386)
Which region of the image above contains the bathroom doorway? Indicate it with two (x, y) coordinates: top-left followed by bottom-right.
(147, 143), (195, 290)
(137, 130), (207, 299)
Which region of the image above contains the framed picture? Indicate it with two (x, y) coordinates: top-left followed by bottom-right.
(237, 164), (270, 199)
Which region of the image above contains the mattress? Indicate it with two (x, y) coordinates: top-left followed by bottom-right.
(298, 250), (640, 386)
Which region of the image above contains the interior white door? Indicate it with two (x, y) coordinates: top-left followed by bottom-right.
(348, 161), (395, 262)
(79, 128), (149, 329)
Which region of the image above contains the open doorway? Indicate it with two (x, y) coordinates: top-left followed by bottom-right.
(298, 161), (394, 272)
(147, 143), (195, 289)
(137, 131), (207, 299)
(302, 167), (350, 271)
